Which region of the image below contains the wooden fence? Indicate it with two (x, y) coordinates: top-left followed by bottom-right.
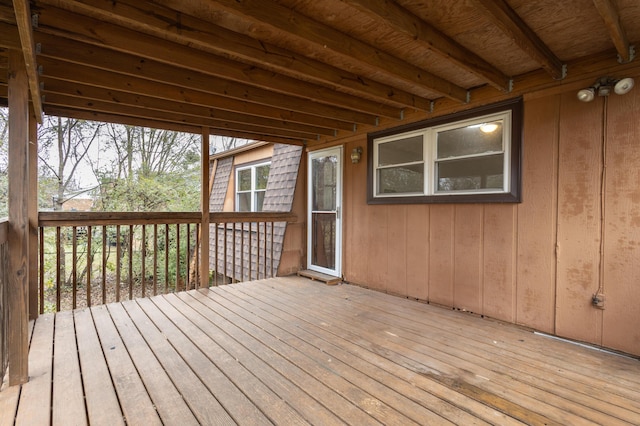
(37, 211), (295, 312)
(0, 218), (8, 389)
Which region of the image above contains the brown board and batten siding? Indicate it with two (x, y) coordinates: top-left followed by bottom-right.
(339, 82), (640, 357)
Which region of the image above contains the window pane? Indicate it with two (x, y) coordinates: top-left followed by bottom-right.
(238, 169), (252, 191)
(377, 164), (424, 195)
(312, 156), (337, 211)
(437, 120), (503, 159)
(436, 154), (504, 192)
(237, 192), (251, 212)
(255, 190), (266, 212)
(378, 135), (423, 166)
(255, 164), (270, 190)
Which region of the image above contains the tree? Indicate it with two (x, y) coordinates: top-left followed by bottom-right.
(38, 116), (103, 211)
(95, 124), (201, 212)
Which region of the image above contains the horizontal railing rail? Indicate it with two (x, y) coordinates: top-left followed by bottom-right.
(37, 211), (296, 313)
(0, 218), (8, 389)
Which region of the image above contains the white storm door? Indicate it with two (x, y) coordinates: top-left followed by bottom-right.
(308, 147), (342, 277)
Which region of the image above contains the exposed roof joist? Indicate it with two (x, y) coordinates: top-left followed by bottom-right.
(37, 0), (433, 112)
(592, 0), (634, 63)
(152, 0), (470, 102)
(339, 0), (511, 92)
(471, 0), (566, 80)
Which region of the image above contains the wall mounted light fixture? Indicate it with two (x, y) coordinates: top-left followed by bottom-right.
(351, 147), (363, 164)
(577, 77), (635, 102)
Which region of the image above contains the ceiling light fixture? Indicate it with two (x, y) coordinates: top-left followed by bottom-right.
(577, 77), (635, 102)
(480, 123), (498, 133)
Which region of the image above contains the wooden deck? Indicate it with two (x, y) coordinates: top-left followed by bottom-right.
(1, 276), (639, 425)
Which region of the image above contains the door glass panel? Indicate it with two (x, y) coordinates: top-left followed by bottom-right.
(311, 156), (337, 211)
(312, 212), (336, 269)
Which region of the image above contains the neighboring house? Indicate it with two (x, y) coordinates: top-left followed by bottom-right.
(60, 196), (93, 212)
(208, 142), (304, 282)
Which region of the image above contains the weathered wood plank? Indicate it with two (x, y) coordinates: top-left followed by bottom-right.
(105, 303), (199, 425)
(73, 308), (124, 426)
(51, 311), (86, 426)
(123, 299), (236, 425)
(140, 295), (269, 425)
(15, 315), (54, 425)
(276, 278), (640, 420)
(159, 291), (344, 425)
(91, 305), (162, 425)
(183, 290), (417, 425)
(209, 285), (465, 425)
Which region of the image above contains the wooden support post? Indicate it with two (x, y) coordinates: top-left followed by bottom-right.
(200, 127), (210, 288)
(8, 49), (30, 385)
(28, 111), (38, 320)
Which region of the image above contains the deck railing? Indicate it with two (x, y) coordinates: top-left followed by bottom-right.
(37, 211), (295, 313)
(0, 218), (8, 388)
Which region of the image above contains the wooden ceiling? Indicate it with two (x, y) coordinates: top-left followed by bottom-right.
(1, 0), (639, 146)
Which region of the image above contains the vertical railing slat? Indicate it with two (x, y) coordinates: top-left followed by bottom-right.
(72, 227), (77, 310)
(87, 225), (92, 307)
(141, 225), (146, 298)
(116, 225), (121, 302)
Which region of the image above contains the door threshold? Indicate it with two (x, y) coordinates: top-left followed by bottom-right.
(297, 269), (342, 285)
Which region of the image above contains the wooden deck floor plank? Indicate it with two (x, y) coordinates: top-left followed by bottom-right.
(73, 308), (124, 426)
(247, 280), (604, 426)
(105, 302), (200, 426)
(331, 285), (640, 421)
(220, 283), (527, 426)
(149, 294), (310, 426)
(51, 311), (87, 426)
(137, 295), (271, 425)
(330, 281), (640, 406)
(121, 299), (236, 425)
(160, 292), (344, 426)
(189, 289), (424, 426)
(90, 305), (163, 425)
(232, 282), (534, 426)
(15, 314), (54, 426)
(334, 279), (640, 387)
(0, 382), (20, 426)
(0, 322), (33, 426)
(271, 279), (640, 424)
(212, 284), (500, 426)
(277, 279), (640, 422)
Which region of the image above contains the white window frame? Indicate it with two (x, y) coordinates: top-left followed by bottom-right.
(235, 161), (271, 212)
(369, 99), (521, 204)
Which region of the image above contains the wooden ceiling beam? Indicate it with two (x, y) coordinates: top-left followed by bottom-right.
(592, 0), (632, 63)
(35, 5), (403, 120)
(43, 105), (305, 145)
(44, 92), (317, 141)
(36, 57), (357, 132)
(42, 77), (336, 137)
(36, 0), (432, 112)
(35, 35), (375, 127)
(471, 0), (565, 80)
(339, 0), (511, 92)
(12, 0), (43, 121)
(152, 0), (469, 102)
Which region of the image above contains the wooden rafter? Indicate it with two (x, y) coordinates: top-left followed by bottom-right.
(152, 0), (469, 102)
(36, 40), (378, 127)
(35, 5), (404, 120)
(340, 0), (511, 92)
(37, 0), (432, 112)
(35, 54), (358, 131)
(471, 0), (565, 80)
(12, 0), (43, 121)
(592, 0), (632, 63)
